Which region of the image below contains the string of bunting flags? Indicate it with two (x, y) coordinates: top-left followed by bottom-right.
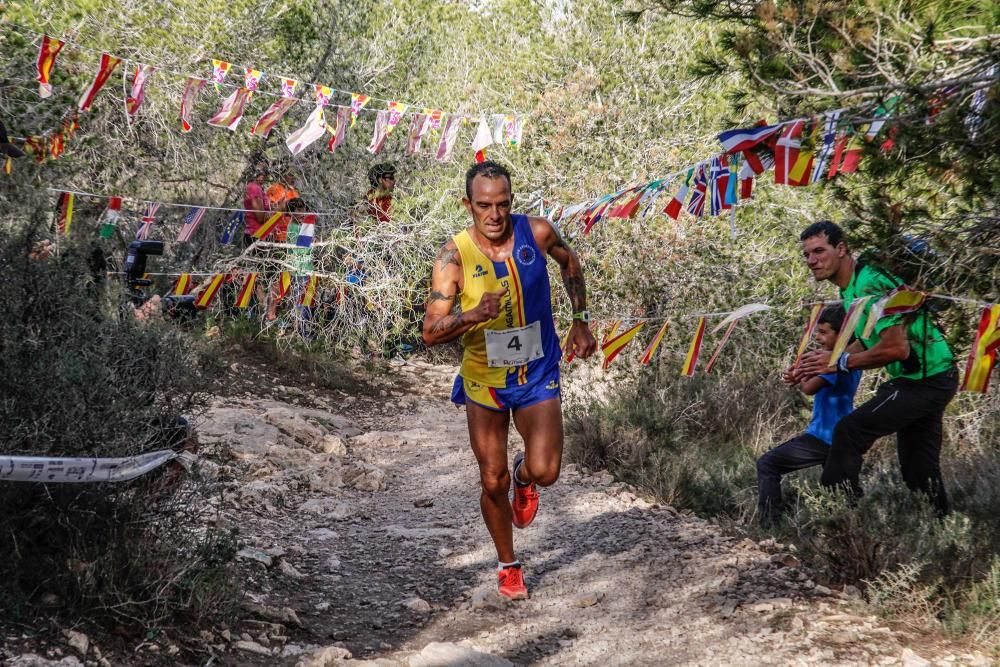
(5, 22), (527, 171)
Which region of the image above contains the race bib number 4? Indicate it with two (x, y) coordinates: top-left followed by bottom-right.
(485, 321), (544, 368)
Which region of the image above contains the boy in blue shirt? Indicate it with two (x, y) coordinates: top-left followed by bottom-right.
(757, 305), (862, 526)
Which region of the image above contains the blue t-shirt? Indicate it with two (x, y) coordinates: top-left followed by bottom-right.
(805, 370), (862, 445)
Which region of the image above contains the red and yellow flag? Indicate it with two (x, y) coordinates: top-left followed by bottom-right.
(601, 320), (621, 346)
(299, 275), (319, 307)
(25, 136), (46, 163)
(704, 320), (738, 373)
(194, 274), (227, 309)
(350, 93), (371, 127)
(961, 305), (1000, 393)
(171, 273), (192, 296)
(49, 131), (65, 159)
(3, 157), (12, 175)
(601, 322), (645, 370)
(276, 272), (293, 301)
(78, 53), (122, 111)
(639, 320), (670, 366)
(252, 211), (284, 240)
(830, 296), (872, 363)
(56, 192), (74, 236)
(235, 273), (258, 309)
(36, 35), (66, 98)
(681, 317), (706, 377)
(792, 303), (823, 368)
(863, 287), (926, 338)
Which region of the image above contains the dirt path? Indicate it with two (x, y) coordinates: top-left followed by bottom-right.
(185, 358), (987, 667)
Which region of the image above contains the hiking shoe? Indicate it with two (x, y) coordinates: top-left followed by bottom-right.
(497, 564), (528, 600)
(511, 453), (539, 529)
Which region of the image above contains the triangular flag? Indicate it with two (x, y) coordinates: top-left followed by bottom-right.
(315, 85), (333, 106)
(299, 275), (319, 306)
(830, 296), (873, 362)
(280, 78), (298, 98)
(171, 273), (193, 296)
(681, 317), (707, 376)
(194, 274), (227, 309)
(350, 93), (370, 126)
(792, 304), (823, 368)
(244, 67), (263, 91)
(235, 273), (258, 308)
(126, 64), (155, 118)
(639, 320), (670, 366)
(36, 35), (66, 99)
(78, 53), (122, 111)
(862, 287), (926, 338)
(961, 305), (1000, 393)
(276, 272), (293, 301)
(601, 322), (645, 370)
(211, 60), (231, 89)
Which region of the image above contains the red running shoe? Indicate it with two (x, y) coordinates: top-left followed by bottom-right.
(497, 564), (528, 600)
(511, 453), (539, 529)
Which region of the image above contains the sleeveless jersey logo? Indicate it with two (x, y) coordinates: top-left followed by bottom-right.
(516, 244), (537, 266)
(546, 379), (560, 390)
(473, 264), (488, 278)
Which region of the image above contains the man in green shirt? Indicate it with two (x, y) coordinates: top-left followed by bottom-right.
(795, 221), (957, 515)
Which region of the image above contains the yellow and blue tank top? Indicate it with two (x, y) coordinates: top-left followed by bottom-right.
(454, 214), (561, 388)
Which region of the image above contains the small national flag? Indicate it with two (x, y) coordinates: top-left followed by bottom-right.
(287, 105), (327, 156)
(207, 87), (253, 130)
(78, 53), (122, 111)
(792, 303), (823, 368)
(315, 85), (333, 106)
(179, 77), (207, 133)
(830, 296), (873, 362)
(787, 119), (818, 185)
(276, 272), (293, 301)
(220, 210), (243, 245)
(3, 157), (11, 175)
(717, 122), (782, 154)
(48, 132), (65, 159)
(738, 159), (756, 199)
(472, 115), (493, 163)
(704, 320), (738, 373)
(244, 67), (263, 91)
(98, 196), (123, 238)
(176, 206), (207, 243)
(961, 305), (1000, 393)
(724, 154), (740, 205)
(774, 120), (806, 185)
(296, 214), (317, 248)
(171, 273), (193, 296)
(252, 211), (284, 240)
(251, 97), (298, 137)
(235, 273), (258, 308)
(687, 164), (708, 217)
(811, 110), (842, 182)
(326, 106), (350, 153)
(681, 317), (707, 377)
(56, 192), (74, 236)
(602, 320), (621, 346)
(435, 114), (463, 162)
(350, 92), (370, 126)
(25, 136), (46, 164)
(663, 170), (692, 220)
(639, 320), (670, 366)
(36, 35), (66, 99)
(406, 113), (431, 155)
(708, 156), (731, 216)
(211, 60), (231, 89)
(862, 287), (926, 338)
(299, 274), (319, 306)
(280, 78), (298, 98)
(194, 273), (227, 309)
(136, 203), (161, 240)
(602, 322), (645, 370)
(126, 64), (155, 118)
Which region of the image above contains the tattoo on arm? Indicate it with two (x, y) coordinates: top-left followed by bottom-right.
(562, 274), (586, 313)
(429, 312), (464, 335)
(435, 243), (460, 269)
(428, 290), (455, 303)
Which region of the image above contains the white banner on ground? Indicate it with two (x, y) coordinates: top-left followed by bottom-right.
(0, 449), (193, 483)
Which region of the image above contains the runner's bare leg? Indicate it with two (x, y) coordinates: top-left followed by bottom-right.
(467, 402), (515, 562)
(512, 397), (563, 487)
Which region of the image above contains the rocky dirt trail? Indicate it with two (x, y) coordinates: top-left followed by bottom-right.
(16, 358), (988, 667)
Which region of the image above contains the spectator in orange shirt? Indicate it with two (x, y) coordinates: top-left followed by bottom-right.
(267, 172), (300, 242)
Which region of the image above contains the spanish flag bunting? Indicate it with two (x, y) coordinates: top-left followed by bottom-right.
(56, 191), (74, 236)
(235, 273), (258, 309)
(704, 320), (738, 373)
(786, 120), (818, 185)
(960, 305), (1000, 393)
(350, 92), (371, 127)
(299, 275), (318, 307)
(792, 303), (823, 368)
(681, 317), (707, 377)
(194, 273), (227, 309)
(829, 296), (872, 363)
(180, 77), (206, 133)
(251, 97), (297, 138)
(3, 157), (11, 175)
(25, 136), (46, 163)
(276, 272), (292, 300)
(48, 132), (65, 159)
(601, 322), (645, 370)
(125, 64), (155, 117)
(78, 53), (122, 111)
(602, 320), (621, 346)
(862, 286), (926, 338)
(171, 273), (193, 296)
(207, 87), (253, 131)
(36, 35), (66, 99)
(639, 320), (670, 366)
(252, 211), (284, 240)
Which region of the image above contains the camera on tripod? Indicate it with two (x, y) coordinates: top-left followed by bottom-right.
(123, 239), (164, 288)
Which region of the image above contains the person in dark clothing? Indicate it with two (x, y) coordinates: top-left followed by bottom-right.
(758, 305), (861, 526)
(795, 221), (957, 515)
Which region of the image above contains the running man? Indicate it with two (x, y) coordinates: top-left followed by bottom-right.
(422, 161), (597, 600)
